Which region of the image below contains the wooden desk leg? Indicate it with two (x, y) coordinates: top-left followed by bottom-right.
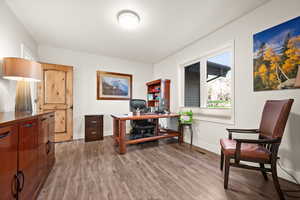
(119, 120), (127, 154)
(113, 118), (118, 146)
(154, 118), (159, 136)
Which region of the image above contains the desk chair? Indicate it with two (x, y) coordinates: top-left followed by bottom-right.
(129, 99), (155, 139)
(220, 99), (294, 200)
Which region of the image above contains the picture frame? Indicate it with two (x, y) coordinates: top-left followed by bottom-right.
(97, 71), (132, 100)
(253, 16), (300, 91)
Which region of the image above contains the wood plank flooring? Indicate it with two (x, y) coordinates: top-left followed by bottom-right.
(38, 137), (299, 200)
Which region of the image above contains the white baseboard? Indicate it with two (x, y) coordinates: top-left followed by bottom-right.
(277, 162), (300, 184)
(104, 130), (113, 136)
(73, 130), (113, 140)
(194, 140), (220, 155)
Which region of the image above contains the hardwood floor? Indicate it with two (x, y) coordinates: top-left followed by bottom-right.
(38, 137), (299, 200)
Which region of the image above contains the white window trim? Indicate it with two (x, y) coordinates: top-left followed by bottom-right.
(21, 43), (35, 60)
(178, 41), (235, 125)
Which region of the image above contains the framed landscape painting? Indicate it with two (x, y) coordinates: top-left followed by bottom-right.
(97, 71), (132, 100)
(253, 16), (300, 91)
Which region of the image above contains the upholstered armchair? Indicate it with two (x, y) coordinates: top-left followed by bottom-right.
(220, 99), (294, 200)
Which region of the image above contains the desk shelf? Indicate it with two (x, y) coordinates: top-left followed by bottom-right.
(114, 129), (180, 145)
(126, 129), (180, 145)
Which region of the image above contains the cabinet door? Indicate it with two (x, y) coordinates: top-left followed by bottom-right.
(19, 119), (39, 200)
(0, 125), (18, 200)
(37, 115), (49, 186)
(47, 114), (55, 172)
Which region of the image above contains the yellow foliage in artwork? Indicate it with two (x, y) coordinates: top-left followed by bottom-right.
(270, 63), (276, 71)
(269, 73), (277, 82)
(258, 64), (267, 74)
(282, 60), (294, 74)
(263, 48), (281, 63)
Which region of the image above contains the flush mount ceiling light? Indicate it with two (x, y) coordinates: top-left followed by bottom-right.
(117, 10), (140, 30)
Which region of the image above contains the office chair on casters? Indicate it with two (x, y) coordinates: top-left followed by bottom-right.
(129, 99), (155, 140)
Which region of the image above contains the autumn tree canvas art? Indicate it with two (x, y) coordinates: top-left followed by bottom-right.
(253, 16), (300, 91)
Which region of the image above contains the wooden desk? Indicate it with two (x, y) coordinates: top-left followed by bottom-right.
(111, 113), (182, 154)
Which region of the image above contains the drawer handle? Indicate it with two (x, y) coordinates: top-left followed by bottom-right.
(23, 122), (36, 128)
(0, 131), (10, 139)
(17, 171), (25, 192)
(46, 140), (51, 154)
(91, 131), (97, 135)
(90, 121), (97, 124)
(41, 118), (47, 121)
(12, 174), (19, 198)
(49, 115), (55, 118)
(23, 123), (33, 128)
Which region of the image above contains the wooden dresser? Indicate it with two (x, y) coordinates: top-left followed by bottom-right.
(85, 115), (103, 142)
(0, 111), (55, 200)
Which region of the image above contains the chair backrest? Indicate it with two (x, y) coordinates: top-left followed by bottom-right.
(259, 99), (294, 139)
(130, 99), (148, 113)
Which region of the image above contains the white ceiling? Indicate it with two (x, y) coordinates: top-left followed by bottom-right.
(6, 0), (268, 63)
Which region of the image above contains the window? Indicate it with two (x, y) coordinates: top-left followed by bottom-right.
(21, 44), (35, 61)
(184, 62), (200, 107)
(180, 42), (234, 123)
(206, 52), (232, 108)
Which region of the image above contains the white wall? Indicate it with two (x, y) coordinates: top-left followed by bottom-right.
(0, 0), (38, 112)
(154, 0), (300, 182)
(38, 45), (153, 139)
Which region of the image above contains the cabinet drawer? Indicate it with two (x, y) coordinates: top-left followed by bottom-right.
(86, 120), (100, 128)
(86, 117), (102, 127)
(86, 127), (98, 135)
(85, 128), (101, 139)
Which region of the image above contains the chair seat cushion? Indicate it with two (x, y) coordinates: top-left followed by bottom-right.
(220, 138), (271, 161)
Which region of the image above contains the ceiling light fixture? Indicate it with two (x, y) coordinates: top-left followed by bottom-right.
(117, 10), (140, 30)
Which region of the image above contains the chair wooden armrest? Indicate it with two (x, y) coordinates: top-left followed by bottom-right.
(234, 138), (280, 144)
(226, 128), (259, 139)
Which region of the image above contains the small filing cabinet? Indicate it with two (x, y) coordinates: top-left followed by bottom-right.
(85, 115), (103, 142)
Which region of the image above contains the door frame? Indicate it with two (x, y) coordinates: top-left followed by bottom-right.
(37, 62), (73, 142)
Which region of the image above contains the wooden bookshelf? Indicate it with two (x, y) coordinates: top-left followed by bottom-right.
(146, 79), (170, 111)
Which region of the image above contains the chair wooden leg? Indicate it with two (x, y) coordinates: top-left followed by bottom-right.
(220, 150), (224, 171)
(224, 156), (230, 189)
(259, 163), (268, 181)
(271, 161), (285, 200)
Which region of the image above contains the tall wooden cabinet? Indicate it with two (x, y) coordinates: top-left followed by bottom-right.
(0, 112), (55, 200)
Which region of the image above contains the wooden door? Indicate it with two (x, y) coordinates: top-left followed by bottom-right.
(19, 119), (39, 200)
(0, 125), (18, 200)
(38, 63), (73, 142)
